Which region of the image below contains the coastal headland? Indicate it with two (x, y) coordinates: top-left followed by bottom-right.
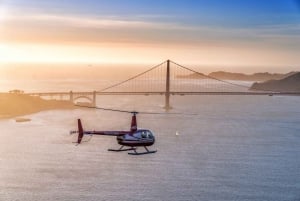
(250, 72), (300, 92)
(0, 93), (76, 119)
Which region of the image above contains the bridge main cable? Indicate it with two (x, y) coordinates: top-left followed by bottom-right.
(98, 60), (168, 92)
(170, 60), (251, 90)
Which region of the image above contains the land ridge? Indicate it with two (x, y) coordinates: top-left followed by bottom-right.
(0, 93), (75, 119)
(250, 72), (300, 92)
(178, 71), (298, 81)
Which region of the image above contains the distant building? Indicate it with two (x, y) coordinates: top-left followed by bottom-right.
(9, 89), (24, 94)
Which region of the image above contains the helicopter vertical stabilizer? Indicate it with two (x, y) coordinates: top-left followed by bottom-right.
(77, 119), (84, 144)
(130, 112), (138, 132)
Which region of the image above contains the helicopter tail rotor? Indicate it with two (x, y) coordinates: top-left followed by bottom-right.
(77, 119), (84, 144)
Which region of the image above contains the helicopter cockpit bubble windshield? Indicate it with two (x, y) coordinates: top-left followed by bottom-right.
(135, 130), (154, 139)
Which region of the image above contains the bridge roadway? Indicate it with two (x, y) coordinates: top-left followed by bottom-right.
(27, 91), (300, 96)
(26, 91), (300, 109)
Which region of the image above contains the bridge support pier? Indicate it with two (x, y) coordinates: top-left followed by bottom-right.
(70, 91), (74, 103)
(164, 60), (172, 110)
(92, 91), (96, 107)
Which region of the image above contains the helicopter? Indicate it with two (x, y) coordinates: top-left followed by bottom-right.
(71, 111), (157, 155)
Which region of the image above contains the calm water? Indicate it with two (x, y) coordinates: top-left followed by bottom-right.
(0, 80), (300, 201)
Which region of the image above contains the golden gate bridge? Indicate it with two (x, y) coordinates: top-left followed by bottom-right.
(26, 60), (300, 110)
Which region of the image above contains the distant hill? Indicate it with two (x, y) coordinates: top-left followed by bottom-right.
(250, 72), (300, 92)
(208, 71), (296, 81)
(178, 71), (297, 81)
(177, 72), (206, 79)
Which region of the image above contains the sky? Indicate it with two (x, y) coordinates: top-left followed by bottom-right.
(0, 0), (300, 71)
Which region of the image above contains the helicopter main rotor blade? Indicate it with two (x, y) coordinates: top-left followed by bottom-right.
(75, 105), (197, 115)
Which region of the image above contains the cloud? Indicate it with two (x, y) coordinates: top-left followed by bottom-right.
(1, 13), (192, 45)
(5, 13), (174, 29)
(1, 11), (300, 64)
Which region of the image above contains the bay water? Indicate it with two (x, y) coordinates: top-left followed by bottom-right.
(0, 79), (299, 201)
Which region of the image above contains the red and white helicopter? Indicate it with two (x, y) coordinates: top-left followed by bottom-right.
(71, 110), (157, 155)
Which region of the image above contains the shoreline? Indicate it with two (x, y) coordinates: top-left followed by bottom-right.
(0, 93), (76, 120)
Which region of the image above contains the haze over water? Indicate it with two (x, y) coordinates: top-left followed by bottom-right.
(0, 80), (300, 201)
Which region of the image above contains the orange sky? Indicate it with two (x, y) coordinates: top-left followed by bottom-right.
(0, 1), (299, 72)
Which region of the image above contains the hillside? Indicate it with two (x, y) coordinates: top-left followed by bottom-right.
(177, 72), (206, 79)
(208, 71), (296, 81)
(250, 72), (300, 92)
(0, 93), (75, 119)
(178, 71), (297, 81)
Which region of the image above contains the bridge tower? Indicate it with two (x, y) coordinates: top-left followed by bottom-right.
(164, 60), (172, 110)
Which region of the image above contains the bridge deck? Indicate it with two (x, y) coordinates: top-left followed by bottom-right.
(27, 91), (300, 96)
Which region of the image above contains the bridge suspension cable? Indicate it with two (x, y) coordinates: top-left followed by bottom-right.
(170, 60), (250, 90)
(98, 60), (168, 92)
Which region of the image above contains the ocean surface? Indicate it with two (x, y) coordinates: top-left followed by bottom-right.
(0, 79), (300, 201)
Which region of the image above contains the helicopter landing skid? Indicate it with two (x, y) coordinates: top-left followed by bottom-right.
(128, 146), (157, 155)
(108, 146), (136, 152)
